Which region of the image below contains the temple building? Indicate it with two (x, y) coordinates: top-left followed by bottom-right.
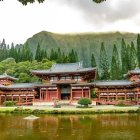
(0, 73), (36, 105)
(32, 62), (96, 102)
(0, 62), (140, 106)
(95, 69), (140, 105)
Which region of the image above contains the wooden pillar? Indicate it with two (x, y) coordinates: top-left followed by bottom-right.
(70, 87), (73, 101)
(46, 88), (48, 101)
(124, 88), (127, 101)
(89, 88), (91, 99)
(57, 87), (59, 100)
(18, 95), (21, 103)
(107, 88), (109, 101)
(116, 93), (118, 101)
(82, 87), (84, 98)
(26, 94), (28, 103)
(11, 94), (13, 101)
(0, 95), (1, 105)
(98, 93), (100, 101)
(40, 89), (42, 101)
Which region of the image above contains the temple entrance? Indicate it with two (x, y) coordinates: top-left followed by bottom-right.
(60, 85), (71, 100)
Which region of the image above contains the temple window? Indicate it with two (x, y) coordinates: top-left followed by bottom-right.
(50, 76), (57, 81)
(74, 76), (81, 81)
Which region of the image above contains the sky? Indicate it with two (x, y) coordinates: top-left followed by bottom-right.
(0, 0), (140, 44)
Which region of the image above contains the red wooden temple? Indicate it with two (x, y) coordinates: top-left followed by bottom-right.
(0, 73), (36, 105)
(95, 69), (140, 105)
(32, 62), (96, 103)
(0, 62), (140, 106)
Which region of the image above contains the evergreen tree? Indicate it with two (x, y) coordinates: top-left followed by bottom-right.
(50, 48), (55, 60)
(91, 53), (96, 67)
(99, 42), (110, 80)
(69, 49), (78, 63)
(130, 41), (137, 70)
(137, 34), (140, 67)
(126, 44), (131, 71)
(121, 39), (127, 75)
(35, 43), (41, 61)
(111, 44), (121, 80)
(56, 48), (62, 63)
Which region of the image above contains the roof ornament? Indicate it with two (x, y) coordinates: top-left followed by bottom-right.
(3, 72), (8, 76)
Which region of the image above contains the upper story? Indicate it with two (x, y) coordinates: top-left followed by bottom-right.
(126, 68), (140, 82)
(31, 62), (96, 84)
(0, 73), (18, 86)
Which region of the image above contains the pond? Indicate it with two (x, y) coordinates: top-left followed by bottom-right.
(0, 114), (139, 140)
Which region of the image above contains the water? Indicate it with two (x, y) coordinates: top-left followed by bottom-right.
(0, 114), (139, 140)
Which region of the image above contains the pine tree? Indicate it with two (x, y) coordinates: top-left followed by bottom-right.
(99, 42), (110, 80)
(35, 43), (41, 61)
(137, 34), (140, 67)
(91, 53), (96, 67)
(126, 44), (131, 71)
(130, 41), (137, 70)
(50, 48), (55, 60)
(121, 39), (127, 75)
(111, 44), (121, 80)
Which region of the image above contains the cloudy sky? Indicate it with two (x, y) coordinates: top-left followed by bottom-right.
(0, 0), (140, 44)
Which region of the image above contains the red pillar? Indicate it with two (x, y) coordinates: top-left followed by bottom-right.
(89, 88), (91, 99)
(0, 95), (1, 105)
(125, 93), (127, 101)
(26, 94), (28, 104)
(82, 87), (83, 98)
(11, 94), (13, 101)
(18, 95), (21, 103)
(70, 87), (73, 101)
(57, 87), (59, 100)
(46, 88), (48, 101)
(40, 89), (42, 101)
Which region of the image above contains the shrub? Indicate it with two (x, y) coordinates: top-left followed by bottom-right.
(3, 101), (16, 106)
(78, 98), (92, 108)
(115, 100), (125, 106)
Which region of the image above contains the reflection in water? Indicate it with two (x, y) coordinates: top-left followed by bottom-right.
(0, 114), (139, 140)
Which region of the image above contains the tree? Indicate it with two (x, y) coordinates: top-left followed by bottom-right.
(121, 39), (127, 75)
(9, 0), (106, 5)
(78, 98), (92, 108)
(110, 44), (121, 80)
(91, 53), (96, 67)
(130, 41), (137, 70)
(137, 34), (140, 67)
(99, 42), (110, 80)
(35, 43), (42, 61)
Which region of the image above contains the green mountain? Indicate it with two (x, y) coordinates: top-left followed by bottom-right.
(26, 31), (137, 67)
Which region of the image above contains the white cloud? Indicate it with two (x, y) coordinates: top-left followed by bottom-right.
(0, 0), (140, 44)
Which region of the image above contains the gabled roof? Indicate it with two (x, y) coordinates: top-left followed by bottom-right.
(31, 62), (96, 75)
(50, 62), (83, 72)
(0, 73), (18, 81)
(126, 68), (140, 76)
(0, 83), (37, 90)
(94, 80), (133, 87)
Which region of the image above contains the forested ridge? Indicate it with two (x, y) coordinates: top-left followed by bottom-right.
(0, 31), (139, 82)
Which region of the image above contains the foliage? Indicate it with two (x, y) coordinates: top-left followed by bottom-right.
(91, 89), (97, 98)
(99, 42), (110, 79)
(16, 0), (106, 5)
(91, 53), (97, 67)
(0, 58), (54, 83)
(78, 98), (92, 108)
(3, 101), (16, 106)
(111, 44), (121, 80)
(137, 34), (140, 67)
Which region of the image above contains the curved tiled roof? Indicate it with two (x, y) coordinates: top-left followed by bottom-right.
(31, 62), (96, 74)
(0, 73), (18, 80)
(94, 80), (133, 87)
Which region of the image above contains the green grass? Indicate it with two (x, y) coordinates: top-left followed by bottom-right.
(0, 106), (139, 114)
